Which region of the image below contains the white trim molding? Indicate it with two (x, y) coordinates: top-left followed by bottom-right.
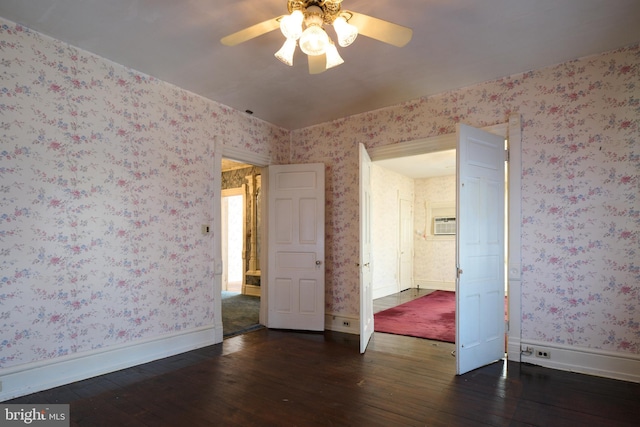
(0, 326), (219, 401)
(326, 313), (359, 335)
(520, 339), (640, 383)
(506, 114), (522, 362)
(222, 145), (270, 167)
(414, 280), (455, 292)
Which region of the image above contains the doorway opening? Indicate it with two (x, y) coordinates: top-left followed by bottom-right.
(361, 120), (519, 371)
(371, 149), (462, 345)
(222, 190), (244, 293)
(220, 158), (263, 338)
(370, 147), (508, 345)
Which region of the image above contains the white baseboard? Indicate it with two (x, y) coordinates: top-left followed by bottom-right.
(372, 284), (399, 300)
(414, 280), (455, 292)
(507, 336), (521, 362)
(0, 325), (221, 401)
(325, 313), (359, 335)
(243, 284), (261, 297)
(520, 339), (640, 383)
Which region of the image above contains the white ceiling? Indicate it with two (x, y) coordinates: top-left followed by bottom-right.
(374, 149), (456, 179)
(1, 0), (639, 130)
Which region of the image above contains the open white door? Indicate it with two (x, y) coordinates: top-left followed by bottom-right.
(359, 144), (374, 353)
(267, 163), (325, 331)
(213, 138), (224, 343)
(456, 124), (506, 375)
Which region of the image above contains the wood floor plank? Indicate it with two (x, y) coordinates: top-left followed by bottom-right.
(6, 290), (640, 426)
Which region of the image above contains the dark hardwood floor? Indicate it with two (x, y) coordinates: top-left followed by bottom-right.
(8, 324), (640, 426)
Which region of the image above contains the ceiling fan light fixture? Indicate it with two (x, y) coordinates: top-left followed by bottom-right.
(221, 1), (413, 74)
(332, 16), (358, 47)
(299, 24), (329, 56)
(325, 39), (344, 69)
(280, 9), (303, 40)
(274, 38), (297, 66)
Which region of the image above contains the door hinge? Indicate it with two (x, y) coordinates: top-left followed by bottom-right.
(504, 148), (510, 162)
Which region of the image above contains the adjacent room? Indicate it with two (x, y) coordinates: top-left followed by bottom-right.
(370, 146), (509, 349)
(371, 150), (460, 345)
(221, 159), (262, 337)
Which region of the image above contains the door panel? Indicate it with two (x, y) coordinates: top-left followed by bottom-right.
(359, 144), (374, 353)
(299, 199), (318, 243)
(267, 164), (325, 331)
(456, 124), (506, 375)
(274, 199), (293, 242)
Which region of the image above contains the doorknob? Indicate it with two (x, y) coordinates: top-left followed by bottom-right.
(316, 260), (322, 265)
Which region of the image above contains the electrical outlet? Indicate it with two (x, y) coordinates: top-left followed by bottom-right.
(521, 346), (534, 356)
(342, 321), (350, 327)
(536, 349), (550, 359)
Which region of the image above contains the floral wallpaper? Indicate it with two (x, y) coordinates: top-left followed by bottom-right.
(291, 44), (639, 355)
(0, 19), (287, 369)
(1, 14), (638, 374)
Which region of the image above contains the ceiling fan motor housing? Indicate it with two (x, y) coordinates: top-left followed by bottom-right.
(287, 0), (345, 25)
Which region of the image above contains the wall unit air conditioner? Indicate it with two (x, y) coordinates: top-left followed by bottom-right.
(433, 216), (456, 235)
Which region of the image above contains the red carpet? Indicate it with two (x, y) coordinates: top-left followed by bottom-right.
(374, 290), (456, 342)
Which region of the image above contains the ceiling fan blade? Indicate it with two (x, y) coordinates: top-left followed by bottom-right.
(221, 16), (283, 46)
(347, 11), (413, 47)
(308, 54), (327, 74)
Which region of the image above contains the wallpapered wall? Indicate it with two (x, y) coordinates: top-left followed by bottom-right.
(0, 20), (288, 369)
(413, 175), (457, 287)
(1, 16), (638, 374)
(291, 44), (639, 355)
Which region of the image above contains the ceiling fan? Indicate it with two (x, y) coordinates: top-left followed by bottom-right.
(220, 0), (413, 74)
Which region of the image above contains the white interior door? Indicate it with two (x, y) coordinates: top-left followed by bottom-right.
(267, 163), (325, 331)
(359, 144), (374, 353)
(456, 124), (506, 375)
(399, 197), (413, 292)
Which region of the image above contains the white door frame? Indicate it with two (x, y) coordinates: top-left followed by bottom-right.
(214, 141), (271, 333)
(221, 187), (245, 292)
(364, 114), (522, 361)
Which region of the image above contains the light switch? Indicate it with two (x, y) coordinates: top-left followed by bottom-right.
(201, 224), (210, 235)
(214, 259), (223, 275)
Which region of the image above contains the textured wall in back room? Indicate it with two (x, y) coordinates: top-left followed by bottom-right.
(414, 175), (456, 286)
